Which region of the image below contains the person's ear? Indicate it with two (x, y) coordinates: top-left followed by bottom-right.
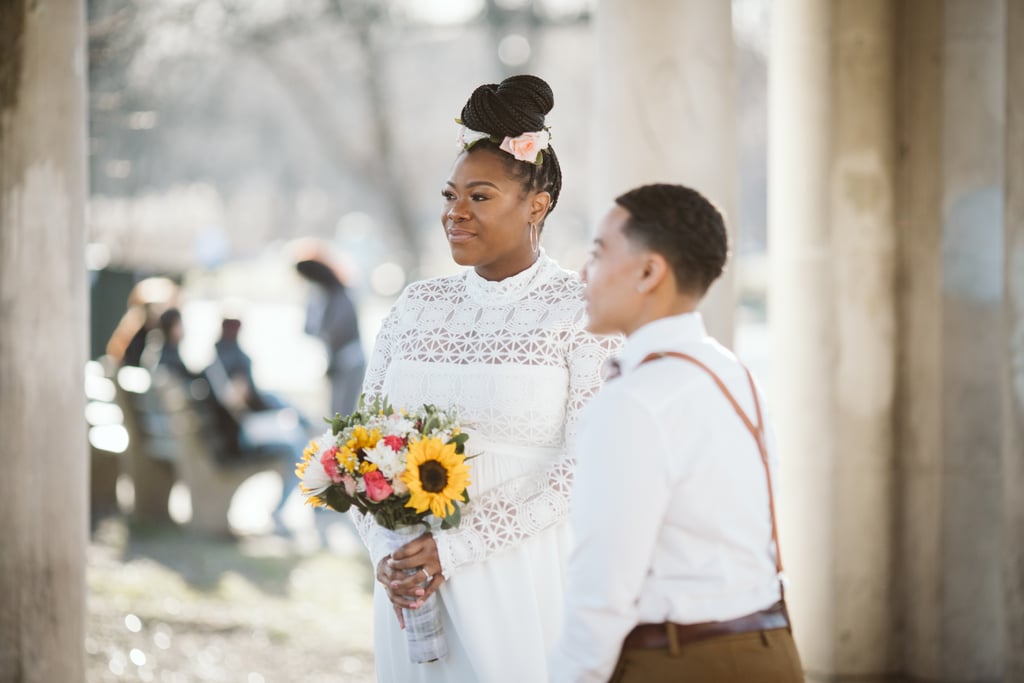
(635, 253), (670, 294)
(529, 191), (552, 224)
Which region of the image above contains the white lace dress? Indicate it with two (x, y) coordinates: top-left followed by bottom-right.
(354, 252), (617, 683)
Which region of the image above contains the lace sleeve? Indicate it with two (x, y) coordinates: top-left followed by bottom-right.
(433, 327), (622, 579)
(351, 295), (403, 569)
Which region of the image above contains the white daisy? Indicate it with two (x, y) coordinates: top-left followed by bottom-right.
(363, 441), (405, 480)
(300, 458), (332, 495)
(384, 413), (416, 437)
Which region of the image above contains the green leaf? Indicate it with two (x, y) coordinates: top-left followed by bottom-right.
(440, 503), (462, 530)
(423, 415), (440, 435)
(447, 432), (469, 454)
(323, 487), (352, 513)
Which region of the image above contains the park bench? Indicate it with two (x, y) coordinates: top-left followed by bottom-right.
(149, 368), (294, 537)
(85, 359), (126, 526)
(113, 364), (178, 525)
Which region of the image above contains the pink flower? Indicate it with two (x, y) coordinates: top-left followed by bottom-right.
(499, 130), (550, 163)
(340, 472), (357, 496)
(383, 435), (405, 452)
(363, 470), (394, 502)
(320, 447), (343, 484)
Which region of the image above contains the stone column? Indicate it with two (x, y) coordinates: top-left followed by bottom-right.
(893, 1), (946, 678)
(897, 1), (1007, 680)
(0, 1), (88, 682)
(827, 2), (899, 677)
(937, 0), (1005, 678)
(1003, 0), (1024, 678)
(592, 0), (737, 345)
(770, 1), (898, 680)
(768, 2), (835, 673)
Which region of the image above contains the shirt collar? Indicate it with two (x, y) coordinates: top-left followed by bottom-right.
(612, 312), (709, 377)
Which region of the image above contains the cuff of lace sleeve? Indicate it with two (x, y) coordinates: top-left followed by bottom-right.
(434, 529), (459, 580)
(434, 525), (488, 580)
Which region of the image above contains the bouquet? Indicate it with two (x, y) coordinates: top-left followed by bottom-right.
(295, 395), (472, 662)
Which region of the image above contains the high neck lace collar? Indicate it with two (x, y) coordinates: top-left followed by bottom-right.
(464, 251), (550, 305)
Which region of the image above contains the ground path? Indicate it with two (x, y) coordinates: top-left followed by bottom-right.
(87, 491), (376, 683)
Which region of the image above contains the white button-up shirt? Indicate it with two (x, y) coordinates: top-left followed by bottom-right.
(549, 312), (783, 683)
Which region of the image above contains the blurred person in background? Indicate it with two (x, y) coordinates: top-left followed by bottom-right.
(106, 276), (179, 367)
(295, 247), (366, 417)
(212, 316), (291, 413)
(356, 74), (619, 682)
(213, 317), (263, 408)
(204, 316), (311, 534)
(154, 307), (198, 380)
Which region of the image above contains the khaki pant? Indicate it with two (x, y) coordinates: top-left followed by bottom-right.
(609, 627), (804, 683)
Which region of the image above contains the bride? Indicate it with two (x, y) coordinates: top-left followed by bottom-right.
(353, 74), (618, 682)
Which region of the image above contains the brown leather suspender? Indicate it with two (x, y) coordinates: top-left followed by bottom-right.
(637, 351), (788, 611)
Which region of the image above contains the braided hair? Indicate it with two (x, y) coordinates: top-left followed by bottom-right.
(615, 184), (729, 295)
(459, 74), (563, 222)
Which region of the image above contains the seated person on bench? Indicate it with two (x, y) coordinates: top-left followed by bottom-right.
(155, 309), (309, 533)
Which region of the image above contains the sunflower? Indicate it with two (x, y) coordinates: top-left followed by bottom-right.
(402, 436), (471, 519)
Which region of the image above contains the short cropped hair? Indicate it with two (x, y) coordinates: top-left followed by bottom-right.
(614, 184), (728, 295)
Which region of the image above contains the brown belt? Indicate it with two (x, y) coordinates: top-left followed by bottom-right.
(622, 601), (790, 650)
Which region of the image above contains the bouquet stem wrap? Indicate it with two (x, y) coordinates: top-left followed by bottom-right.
(384, 524), (448, 664)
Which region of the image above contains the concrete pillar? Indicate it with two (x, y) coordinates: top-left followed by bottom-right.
(768, 1), (837, 673)
(0, 1), (89, 682)
(1003, 0), (1024, 678)
(898, 1), (1007, 680)
(592, 0), (737, 345)
(770, 1), (898, 680)
(937, 0), (1005, 678)
(893, 1), (946, 679)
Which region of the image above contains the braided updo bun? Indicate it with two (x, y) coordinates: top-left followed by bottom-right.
(458, 74), (563, 217)
(460, 75), (553, 137)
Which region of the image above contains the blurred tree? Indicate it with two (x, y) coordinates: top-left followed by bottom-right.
(86, 0), (592, 276)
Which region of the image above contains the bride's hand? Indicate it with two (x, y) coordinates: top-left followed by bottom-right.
(377, 532), (444, 616)
(376, 556), (411, 629)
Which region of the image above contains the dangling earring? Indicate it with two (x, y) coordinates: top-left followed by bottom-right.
(529, 222), (539, 255)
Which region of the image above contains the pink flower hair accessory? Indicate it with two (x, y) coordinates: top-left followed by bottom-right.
(455, 119), (551, 166)
(498, 129), (550, 164)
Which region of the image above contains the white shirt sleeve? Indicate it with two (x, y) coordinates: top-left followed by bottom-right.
(549, 389), (675, 683)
